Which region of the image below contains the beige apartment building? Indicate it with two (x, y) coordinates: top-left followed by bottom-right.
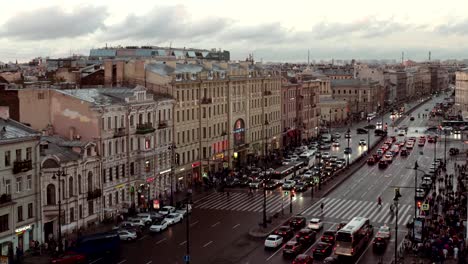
(455, 69), (468, 119)
(18, 87), (174, 213)
(103, 59), (282, 185)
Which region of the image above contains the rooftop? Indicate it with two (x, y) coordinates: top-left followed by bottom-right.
(40, 136), (83, 162)
(331, 79), (378, 87)
(0, 118), (40, 141)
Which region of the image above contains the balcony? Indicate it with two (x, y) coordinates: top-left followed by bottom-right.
(0, 194), (12, 207)
(201, 97), (212, 104)
(136, 123), (155, 134)
(87, 189), (102, 201)
(13, 160), (32, 174)
(158, 121), (168, 129)
(263, 91), (272, 96)
(114, 127), (126, 138)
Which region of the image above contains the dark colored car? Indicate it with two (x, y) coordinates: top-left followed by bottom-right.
(373, 236), (388, 252)
(295, 182), (308, 192)
(312, 242), (333, 259)
(51, 252), (87, 264)
(367, 157), (376, 165)
(263, 180), (278, 190)
(374, 129), (387, 136)
(315, 151), (322, 158)
(273, 226), (294, 240)
(321, 230), (336, 245)
(296, 228), (316, 246)
(225, 178), (240, 187)
(283, 241), (304, 258)
(378, 160), (388, 169)
(364, 124), (376, 129)
(400, 148), (408, 156)
(357, 128), (368, 134)
(292, 254), (314, 264)
(323, 256), (339, 264)
(238, 177), (252, 187)
(290, 216), (307, 229)
(410, 116), (415, 121)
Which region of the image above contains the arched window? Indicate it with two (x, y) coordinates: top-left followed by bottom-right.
(87, 172), (93, 193)
(46, 184), (56, 205)
(78, 174), (82, 194)
(69, 177), (74, 197)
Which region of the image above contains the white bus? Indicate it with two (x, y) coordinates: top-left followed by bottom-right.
(299, 151), (315, 168)
(334, 217), (373, 257)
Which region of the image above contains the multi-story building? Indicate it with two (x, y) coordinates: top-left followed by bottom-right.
(455, 69), (468, 119)
(39, 135), (100, 242)
(18, 87), (174, 214)
(331, 79), (383, 119)
(412, 67), (431, 98)
(104, 59), (282, 186)
(281, 78), (320, 146)
(429, 65), (449, 93)
(0, 112), (42, 259)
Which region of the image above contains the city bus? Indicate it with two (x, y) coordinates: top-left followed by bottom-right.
(334, 217), (373, 257)
(272, 165), (295, 179)
(441, 120), (468, 128)
(299, 151), (315, 167)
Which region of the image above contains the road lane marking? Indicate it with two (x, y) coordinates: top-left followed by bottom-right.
(203, 241), (213, 247)
(190, 220), (199, 227)
(360, 191), (368, 198)
(138, 235), (148, 241)
(89, 258), (103, 264)
(355, 234), (375, 264)
(232, 224), (240, 229)
(145, 261), (152, 264)
(117, 260), (127, 264)
(211, 221), (220, 227)
(179, 240), (187, 246)
(156, 238), (166, 245)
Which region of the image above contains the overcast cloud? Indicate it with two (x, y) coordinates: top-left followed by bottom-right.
(1, 0), (468, 62)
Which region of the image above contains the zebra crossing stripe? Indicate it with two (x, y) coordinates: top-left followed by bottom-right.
(328, 200), (354, 219)
(340, 200), (366, 220)
(194, 192), (220, 208)
(196, 192), (224, 208)
(227, 193), (257, 211)
(367, 203), (383, 220)
(240, 194), (271, 212)
(208, 193), (243, 209)
(268, 198), (291, 213)
(360, 201), (375, 218)
(249, 194), (281, 212)
(376, 204), (390, 224)
(301, 198), (325, 215)
(310, 198), (342, 217)
(334, 200), (360, 219)
(401, 213), (413, 226)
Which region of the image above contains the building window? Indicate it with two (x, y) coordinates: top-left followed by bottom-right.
(122, 164), (126, 178)
(130, 162), (135, 176)
(46, 184), (56, 205)
(145, 160), (150, 172)
(17, 206), (23, 222)
(4, 151), (10, 167)
(68, 177), (74, 197)
(5, 179), (10, 195)
(108, 194), (112, 206)
(0, 214), (8, 232)
(26, 175), (32, 190)
(26, 147), (32, 160)
(115, 166), (119, 179)
(107, 117), (111, 129)
(15, 149), (22, 161)
(87, 172), (93, 192)
(122, 190), (125, 202)
(130, 115), (134, 127)
(78, 174), (82, 194)
(88, 201), (94, 215)
(102, 169), (106, 183)
(16, 177), (22, 193)
(145, 138), (151, 149)
(108, 142), (112, 156)
(109, 167), (113, 181)
(115, 191), (118, 204)
(70, 208), (74, 223)
(79, 205), (83, 219)
(28, 203), (33, 219)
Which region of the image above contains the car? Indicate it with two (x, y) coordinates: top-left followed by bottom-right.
(273, 225), (294, 240)
(449, 148), (460, 156)
(264, 234), (283, 249)
(319, 144), (331, 150)
(378, 160), (388, 169)
(427, 136), (435, 143)
(296, 228), (316, 245)
(400, 148), (408, 156)
(238, 176), (253, 187)
(249, 179), (264, 189)
(410, 116), (415, 121)
(416, 188), (426, 200)
(295, 182), (308, 192)
(282, 158), (294, 165)
(303, 170), (313, 178)
(383, 153), (393, 163)
(367, 157), (376, 165)
(364, 124), (376, 129)
(50, 252), (87, 264)
(292, 254), (314, 264)
(357, 128), (368, 134)
(376, 224), (391, 239)
(136, 214), (153, 225)
(321, 152), (331, 159)
(323, 256), (339, 264)
(118, 229), (138, 241)
(164, 213), (183, 225)
(312, 242), (333, 259)
(321, 230), (336, 244)
(344, 147), (352, 154)
(454, 129), (461, 134)
(282, 180), (296, 190)
(418, 140), (425, 147)
(149, 219), (169, 233)
(333, 132), (341, 139)
(159, 206), (176, 215)
(315, 151), (322, 158)
(375, 129), (387, 136)
(331, 141), (340, 147)
(175, 203), (193, 216)
(308, 218), (323, 230)
(263, 180), (279, 190)
(120, 219), (145, 228)
(283, 241), (304, 258)
(138, 212), (164, 221)
(285, 215), (306, 229)
(359, 139), (367, 146)
(373, 236), (388, 252)
(376, 121), (383, 127)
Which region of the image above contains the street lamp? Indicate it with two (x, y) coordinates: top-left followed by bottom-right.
(52, 169), (66, 254)
(346, 128), (351, 166)
(184, 189), (192, 264)
(262, 120), (269, 228)
(367, 117), (370, 153)
(393, 195), (399, 264)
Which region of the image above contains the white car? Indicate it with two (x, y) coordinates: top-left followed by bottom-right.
(282, 180), (296, 190)
(175, 204), (193, 216)
(333, 133), (341, 139)
(322, 152), (331, 159)
(376, 121), (382, 127)
(359, 139), (367, 146)
(398, 130), (406, 136)
(376, 225), (391, 239)
(249, 179), (264, 189)
(149, 219), (169, 233)
(136, 214), (152, 225)
(264, 234), (283, 249)
(164, 213), (183, 225)
(332, 141), (340, 147)
(282, 158), (293, 165)
(159, 206), (176, 215)
(118, 230), (137, 241)
(308, 218), (323, 230)
(127, 218), (146, 227)
(303, 170), (313, 178)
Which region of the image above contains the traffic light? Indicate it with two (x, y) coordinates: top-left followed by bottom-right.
(284, 191), (289, 195)
(417, 201), (422, 208)
(394, 188), (402, 198)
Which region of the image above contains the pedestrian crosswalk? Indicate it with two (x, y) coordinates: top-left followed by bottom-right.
(193, 191), (292, 213)
(302, 197), (414, 226)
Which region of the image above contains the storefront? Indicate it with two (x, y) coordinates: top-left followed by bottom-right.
(0, 223), (38, 261)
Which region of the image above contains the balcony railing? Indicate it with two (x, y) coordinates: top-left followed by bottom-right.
(263, 91), (272, 96)
(13, 160), (32, 174)
(0, 194), (12, 205)
(201, 97), (212, 104)
(158, 121), (168, 129)
(114, 127), (126, 138)
(136, 123), (155, 134)
(87, 189), (102, 201)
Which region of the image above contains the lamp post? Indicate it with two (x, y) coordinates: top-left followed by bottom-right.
(413, 161), (418, 240)
(367, 117), (370, 153)
(52, 169), (66, 254)
(329, 109), (332, 134)
(289, 190), (294, 213)
(184, 190), (192, 264)
(262, 120), (269, 228)
(169, 144), (177, 206)
(393, 196), (399, 264)
(346, 128), (351, 166)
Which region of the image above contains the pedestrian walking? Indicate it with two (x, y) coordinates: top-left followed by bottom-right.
(320, 202), (324, 214)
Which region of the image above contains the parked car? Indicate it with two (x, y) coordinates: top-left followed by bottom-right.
(50, 252), (87, 264)
(357, 128), (368, 134)
(164, 213), (183, 225)
(159, 206), (176, 215)
(149, 219), (169, 233)
(117, 229), (137, 241)
(264, 234), (283, 249)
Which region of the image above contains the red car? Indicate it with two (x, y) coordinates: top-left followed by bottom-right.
(390, 136), (397, 142)
(293, 254), (313, 264)
(51, 252), (86, 264)
(367, 157), (376, 165)
(427, 136), (435, 143)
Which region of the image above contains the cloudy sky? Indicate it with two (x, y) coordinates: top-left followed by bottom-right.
(1, 0), (468, 62)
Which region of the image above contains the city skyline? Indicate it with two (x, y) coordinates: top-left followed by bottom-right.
(2, 0), (468, 62)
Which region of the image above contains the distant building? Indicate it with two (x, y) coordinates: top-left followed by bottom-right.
(455, 69), (468, 119)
